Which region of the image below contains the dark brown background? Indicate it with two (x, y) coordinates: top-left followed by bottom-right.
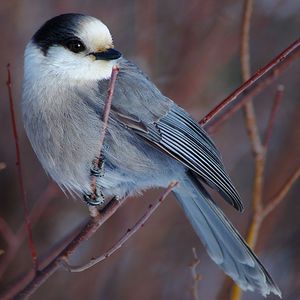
(0, 1), (299, 299)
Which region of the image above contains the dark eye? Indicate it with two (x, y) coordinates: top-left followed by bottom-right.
(66, 39), (86, 53)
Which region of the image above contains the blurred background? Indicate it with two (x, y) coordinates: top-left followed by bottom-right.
(0, 0), (299, 299)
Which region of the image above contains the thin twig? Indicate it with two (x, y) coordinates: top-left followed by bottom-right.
(240, 0), (253, 81)
(4, 28), (300, 300)
(231, 2), (260, 299)
(10, 198), (123, 300)
(90, 65), (120, 201)
(262, 166), (300, 219)
(230, 2), (293, 300)
(199, 38), (300, 131)
(263, 85), (284, 149)
(6, 181), (179, 299)
(98, 66), (120, 158)
(1, 66), (121, 300)
(0, 184), (58, 279)
(6, 64), (38, 271)
(60, 181), (179, 272)
(190, 248), (201, 300)
(240, 0), (265, 229)
(204, 50), (299, 134)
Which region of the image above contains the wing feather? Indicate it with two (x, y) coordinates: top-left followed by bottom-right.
(127, 105), (244, 211)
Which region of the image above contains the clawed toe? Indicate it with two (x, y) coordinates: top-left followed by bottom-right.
(83, 191), (105, 206)
(90, 156), (105, 177)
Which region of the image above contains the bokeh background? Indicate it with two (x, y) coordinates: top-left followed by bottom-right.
(0, 1), (299, 299)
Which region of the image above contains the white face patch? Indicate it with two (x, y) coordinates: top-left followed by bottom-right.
(78, 17), (113, 51)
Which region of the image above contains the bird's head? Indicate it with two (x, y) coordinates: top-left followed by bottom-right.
(25, 13), (121, 81)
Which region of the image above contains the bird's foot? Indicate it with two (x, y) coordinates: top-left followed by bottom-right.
(90, 156), (105, 177)
(83, 188), (105, 206)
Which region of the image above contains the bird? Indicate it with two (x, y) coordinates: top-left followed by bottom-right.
(22, 13), (281, 297)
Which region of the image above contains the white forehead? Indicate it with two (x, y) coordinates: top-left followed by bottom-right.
(78, 17), (113, 50)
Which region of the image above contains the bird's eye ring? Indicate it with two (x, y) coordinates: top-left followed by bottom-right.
(65, 39), (86, 53)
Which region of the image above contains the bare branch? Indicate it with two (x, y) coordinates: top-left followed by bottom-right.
(98, 65), (120, 157)
(1, 65), (121, 300)
(6, 64), (38, 271)
(200, 38), (300, 131)
(6, 198), (124, 300)
(263, 166), (300, 218)
(263, 85), (284, 149)
(3, 14), (299, 300)
(0, 184), (59, 279)
(7, 181), (178, 299)
(229, 3), (294, 299)
(190, 248), (201, 300)
(90, 65), (120, 201)
(231, 2), (256, 298)
(240, 0), (253, 81)
(60, 181), (178, 272)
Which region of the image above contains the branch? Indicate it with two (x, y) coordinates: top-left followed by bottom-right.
(199, 38), (300, 131)
(231, 2), (261, 299)
(10, 198), (124, 300)
(262, 166), (300, 219)
(240, 0), (265, 230)
(7, 182), (178, 300)
(263, 85), (284, 149)
(90, 65), (120, 202)
(3, 19), (300, 300)
(229, 3), (294, 299)
(190, 248), (201, 300)
(98, 65), (119, 157)
(1, 65), (121, 300)
(0, 184), (58, 279)
(60, 181), (178, 272)
(6, 64), (38, 271)
(3, 67), (176, 299)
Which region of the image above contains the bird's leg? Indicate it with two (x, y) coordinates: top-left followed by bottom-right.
(90, 155), (105, 177)
(83, 189), (105, 206)
(83, 155), (106, 206)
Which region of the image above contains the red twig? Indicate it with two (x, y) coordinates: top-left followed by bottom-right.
(61, 181), (178, 272)
(98, 66), (119, 157)
(90, 65), (120, 203)
(262, 166), (300, 219)
(2, 66), (122, 299)
(190, 248), (201, 300)
(199, 38), (300, 130)
(0, 184), (58, 279)
(6, 64), (38, 271)
(9, 198), (123, 300)
(263, 85), (284, 149)
(3, 30), (300, 300)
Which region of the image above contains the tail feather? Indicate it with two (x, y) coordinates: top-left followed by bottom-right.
(173, 173), (281, 298)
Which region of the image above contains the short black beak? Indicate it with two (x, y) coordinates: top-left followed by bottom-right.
(91, 48), (122, 61)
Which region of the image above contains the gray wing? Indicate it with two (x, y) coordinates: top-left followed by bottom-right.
(98, 59), (174, 124)
(104, 59), (243, 211)
(132, 105), (243, 212)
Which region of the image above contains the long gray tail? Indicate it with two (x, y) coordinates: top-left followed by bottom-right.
(173, 173), (281, 297)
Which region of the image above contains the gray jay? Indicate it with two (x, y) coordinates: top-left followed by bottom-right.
(22, 13), (281, 297)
